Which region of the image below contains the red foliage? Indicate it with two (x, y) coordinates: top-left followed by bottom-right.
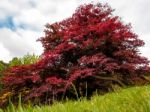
(0, 3), (150, 106)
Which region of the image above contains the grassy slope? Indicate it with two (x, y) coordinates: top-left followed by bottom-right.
(1, 86), (150, 112)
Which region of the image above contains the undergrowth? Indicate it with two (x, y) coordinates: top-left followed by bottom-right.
(0, 85), (150, 112)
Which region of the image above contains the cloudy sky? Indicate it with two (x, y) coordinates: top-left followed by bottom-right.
(0, 0), (150, 62)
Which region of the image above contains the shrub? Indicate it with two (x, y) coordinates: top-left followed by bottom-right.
(0, 3), (150, 107)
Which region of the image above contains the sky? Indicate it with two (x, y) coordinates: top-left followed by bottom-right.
(0, 0), (150, 62)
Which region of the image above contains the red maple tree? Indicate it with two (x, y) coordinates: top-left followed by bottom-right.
(0, 3), (150, 106)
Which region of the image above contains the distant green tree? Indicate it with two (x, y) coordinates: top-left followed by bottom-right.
(0, 61), (8, 72)
(9, 54), (39, 67)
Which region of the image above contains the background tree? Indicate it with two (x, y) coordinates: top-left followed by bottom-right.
(0, 3), (150, 107)
(9, 54), (39, 67)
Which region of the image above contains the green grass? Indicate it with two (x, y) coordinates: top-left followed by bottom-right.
(1, 86), (150, 112)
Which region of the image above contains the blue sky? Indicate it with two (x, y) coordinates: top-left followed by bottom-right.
(0, 0), (150, 62)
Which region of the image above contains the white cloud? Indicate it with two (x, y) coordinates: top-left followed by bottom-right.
(0, 43), (10, 62)
(0, 0), (150, 62)
(13, 8), (45, 30)
(140, 33), (150, 58)
(0, 28), (43, 62)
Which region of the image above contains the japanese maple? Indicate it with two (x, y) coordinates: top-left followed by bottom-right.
(0, 3), (149, 107)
